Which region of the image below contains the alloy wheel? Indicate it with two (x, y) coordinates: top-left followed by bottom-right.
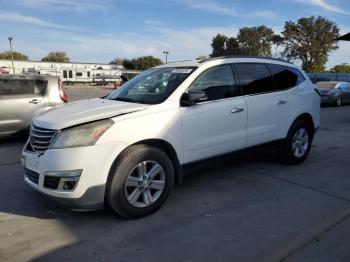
(124, 161), (165, 208)
(291, 128), (309, 158)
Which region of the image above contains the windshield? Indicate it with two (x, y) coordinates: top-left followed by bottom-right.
(106, 67), (196, 104)
(315, 82), (337, 89)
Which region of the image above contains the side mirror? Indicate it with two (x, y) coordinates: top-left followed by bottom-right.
(180, 90), (208, 106)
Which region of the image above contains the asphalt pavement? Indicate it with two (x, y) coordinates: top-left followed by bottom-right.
(0, 88), (349, 262)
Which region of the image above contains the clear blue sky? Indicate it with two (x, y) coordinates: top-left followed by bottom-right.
(0, 0), (349, 68)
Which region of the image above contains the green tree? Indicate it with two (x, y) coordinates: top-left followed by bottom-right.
(0, 51), (28, 60)
(237, 26), (275, 56)
(41, 51), (70, 62)
(122, 59), (136, 70)
(210, 34), (228, 57)
(123, 56), (162, 70)
(282, 16), (339, 72)
(226, 37), (240, 56)
(109, 57), (124, 65)
(210, 27), (278, 57)
(331, 64), (350, 73)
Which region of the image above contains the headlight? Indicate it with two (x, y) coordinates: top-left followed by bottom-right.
(49, 119), (114, 149)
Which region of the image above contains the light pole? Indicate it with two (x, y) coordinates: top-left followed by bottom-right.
(163, 51), (169, 63)
(8, 36), (15, 75)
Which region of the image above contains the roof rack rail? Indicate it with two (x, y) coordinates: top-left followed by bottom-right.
(198, 55), (292, 64)
(163, 59), (193, 64)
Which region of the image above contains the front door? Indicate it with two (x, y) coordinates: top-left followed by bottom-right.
(181, 65), (247, 163)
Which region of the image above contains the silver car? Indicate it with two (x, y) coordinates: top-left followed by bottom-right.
(0, 75), (67, 137)
(315, 81), (350, 107)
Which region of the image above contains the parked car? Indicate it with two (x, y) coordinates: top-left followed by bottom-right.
(315, 81), (350, 107)
(22, 57), (320, 218)
(0, 75), (67, 137)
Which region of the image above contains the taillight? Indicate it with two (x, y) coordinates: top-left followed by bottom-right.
(58, 79), (68, 103)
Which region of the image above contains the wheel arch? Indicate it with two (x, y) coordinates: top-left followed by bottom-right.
(134, 139), (183, 184)
(107, 139), (183, 186)
(289, 113), (315, 138)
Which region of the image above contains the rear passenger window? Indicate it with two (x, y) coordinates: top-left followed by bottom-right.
(35, 80), (48, 95)
(189, 65), (240, 101)
(235, 63), (275, 95)
(0, 80), (35, 95)
(268, 64), (305, 90)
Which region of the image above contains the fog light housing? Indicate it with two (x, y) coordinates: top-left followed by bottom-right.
(62, 177), (79, 191)
(44, 170), (82, 191)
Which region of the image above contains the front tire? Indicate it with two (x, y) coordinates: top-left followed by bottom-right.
(106, 145), (174, 219)
(280, 120), (313, 165)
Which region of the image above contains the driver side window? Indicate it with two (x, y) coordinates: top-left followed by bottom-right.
(188, 65), (240, 101)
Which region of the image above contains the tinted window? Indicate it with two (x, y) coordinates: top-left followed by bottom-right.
(69, 70), (73, 78)
(189, 65), (240, 101)
(0, 80), (35, 95)
(87, 71), (90, 77)
(76, 72), (83, 77)
(63, 70), (67, 78)
(35, 80), (47, 95)
(235, 63), (275, 95)
(268, 64), (305, 90)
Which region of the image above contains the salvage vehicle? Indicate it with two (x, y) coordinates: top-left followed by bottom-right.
(22, 56), (320, 218)
(0, 75), (67, 137)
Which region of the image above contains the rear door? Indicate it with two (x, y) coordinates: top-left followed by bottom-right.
(233, 63), (290, 146)
(0, 79), (44, 135)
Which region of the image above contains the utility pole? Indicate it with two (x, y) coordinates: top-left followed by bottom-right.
(163, 51), (169, 63)
(8, 36), (15, 75)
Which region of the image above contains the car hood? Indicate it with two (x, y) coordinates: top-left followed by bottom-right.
(33, 98), (148, 130)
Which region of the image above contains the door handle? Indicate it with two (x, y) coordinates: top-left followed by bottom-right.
(29, 99), (40, 104)
(277, 99), (287, 105)
(231, 107), (244, 113)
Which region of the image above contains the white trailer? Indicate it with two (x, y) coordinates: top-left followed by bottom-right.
(0, 60), (123, 83)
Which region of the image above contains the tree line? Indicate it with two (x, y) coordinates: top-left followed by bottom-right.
(0, 51), (70, 63)
(109, 56), (162, 70)
(210, 16), (341, 73)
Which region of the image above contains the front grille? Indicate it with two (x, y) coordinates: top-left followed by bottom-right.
(44, 176), (60, 189)
(29, 124), (57, 153)
(25, 168), (39, 184)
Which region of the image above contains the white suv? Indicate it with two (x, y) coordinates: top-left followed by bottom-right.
(22, 57), (320, 218)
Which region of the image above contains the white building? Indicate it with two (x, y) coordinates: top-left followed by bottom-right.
(0, 60), (123, 83)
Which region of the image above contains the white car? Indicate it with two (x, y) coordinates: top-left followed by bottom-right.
(22, 57), (321, 218)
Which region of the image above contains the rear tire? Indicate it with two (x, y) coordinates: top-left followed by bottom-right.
(106, 145), (174, 219)
(280, 120), (313, 165)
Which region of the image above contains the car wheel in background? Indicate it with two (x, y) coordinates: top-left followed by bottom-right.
(106, 145), (174, 219)
(335, 96), (342, 107)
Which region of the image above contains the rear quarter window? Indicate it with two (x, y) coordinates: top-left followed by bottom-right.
(267, 64), (305, 90)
